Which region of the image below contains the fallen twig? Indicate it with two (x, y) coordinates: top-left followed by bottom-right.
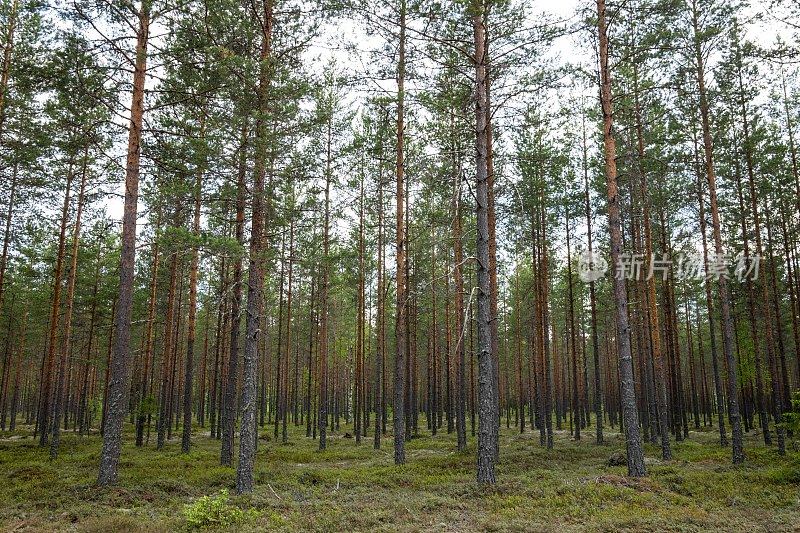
(268, 484), (282, 501)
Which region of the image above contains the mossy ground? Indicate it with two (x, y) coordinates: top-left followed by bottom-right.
(1, 420), (798, 531)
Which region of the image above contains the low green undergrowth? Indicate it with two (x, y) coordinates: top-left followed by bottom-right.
(0, 419), (797, 531)
(183, 489), (260, 530)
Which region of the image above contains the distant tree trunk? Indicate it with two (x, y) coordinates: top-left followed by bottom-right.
(735, 51), (783, 451)
(98, 0), (150, 485)
(100, 301), (116, 436)
(182, 140), (204, 453)
(540, 198), (553, 449)
(282, 217), (295, 444)
(273, 233), (286, 439)
(51, 146), (89, 459)
(0, 163), (17, 328)
(136, 234), (159, 446)
(431, 232), (438, 437)
(781, 73), (800, 388)
(582, 121), (602, 444)
(692, 124), (727, 446)
(8, 310), (26, 431)
(633, 72), (672, 459)
(514, 275), (524, 434)
(221, 124), (248, 463)
(565, 211), (580, 441)
(209, 257), (227, 439)
(319, 95), (333, 452)
(77, 249), (101, 437)
(597, 0), (646, 477)
(236, 0), (272, 493)
(684, 296), (700, 430)
(157, 235), (179, 450)
(732, 142), (770, 444)
(374, 161), (384, 449)
(764, 205), (789, 454)
(452, 164), (467, 451)
(778, 205), (800, 388)
(39, 161), (74, 447)
(305, 270), (317, 438)
(355, 176), (365, 444)
(198, 307), (209, 427)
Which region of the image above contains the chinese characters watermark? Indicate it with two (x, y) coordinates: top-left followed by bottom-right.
(576, 251), (761, 283)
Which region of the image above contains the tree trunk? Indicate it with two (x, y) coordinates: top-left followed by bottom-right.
(582, 119), (603, 444)
(221, 124), (248, 463)
(0, 163), (17, 327)
(98, 0), (150, 485)
(473, 0), (496, 484)
(691, 0), (744, 464)
(182, 136), (204, 453)
(39, 160), (75, 446)
(597, 0), (646, 477)
(452, 161), (467, 452)
(692, 121), (727, 446)
(51, 146), (89, 459)
(393, 0), (407, 465)
(236, 0), (272, 493)
(565, 211), (580, 441)
(374, 157), (384, 449)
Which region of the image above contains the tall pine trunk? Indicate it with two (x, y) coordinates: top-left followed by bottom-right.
(236, 0), (272, 493)
(691, 0), (743, 464)
(182, 139), (204, 453)
(597, 0), (646, 477)
(473, 0), (496, 484)
(393, 0), (407, 465)
(51, 147), (89, 459)
(98, 0), (150, 485)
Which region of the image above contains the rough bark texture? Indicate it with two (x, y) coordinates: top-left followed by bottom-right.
(236, 0), (272, 493)
(473, 0), (496, 484)
(98, 0), (149, 486)
(393, 0), (407, 466)
(597, 0), (646, 477)
(691, 0), (744, 464)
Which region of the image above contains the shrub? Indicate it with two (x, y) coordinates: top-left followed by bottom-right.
(183, 489), (260, 530)
(780, 390), (800, 435)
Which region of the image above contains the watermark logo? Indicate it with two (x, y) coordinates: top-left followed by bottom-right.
(577, 250), (608, 283)
(576, 252), (761, 283)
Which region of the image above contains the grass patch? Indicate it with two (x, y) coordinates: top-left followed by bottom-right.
(0, 420), (798, 531)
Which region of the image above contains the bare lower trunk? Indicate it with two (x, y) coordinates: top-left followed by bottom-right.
(692, 0), (743, 464)
(393, 0), (407, 465)
(51, 147), (89, 459)
(597, 0), (646, 477)
(182, 144), (204, 453)
(236, 0), (272, 493)
(98, 0), (149, 485)
(582, 123), (602, 444)
(221, 125), (248, 464)
(473, 0), (495, 484)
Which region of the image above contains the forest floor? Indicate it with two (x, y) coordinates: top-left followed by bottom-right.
(0, 420), (799, 532)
